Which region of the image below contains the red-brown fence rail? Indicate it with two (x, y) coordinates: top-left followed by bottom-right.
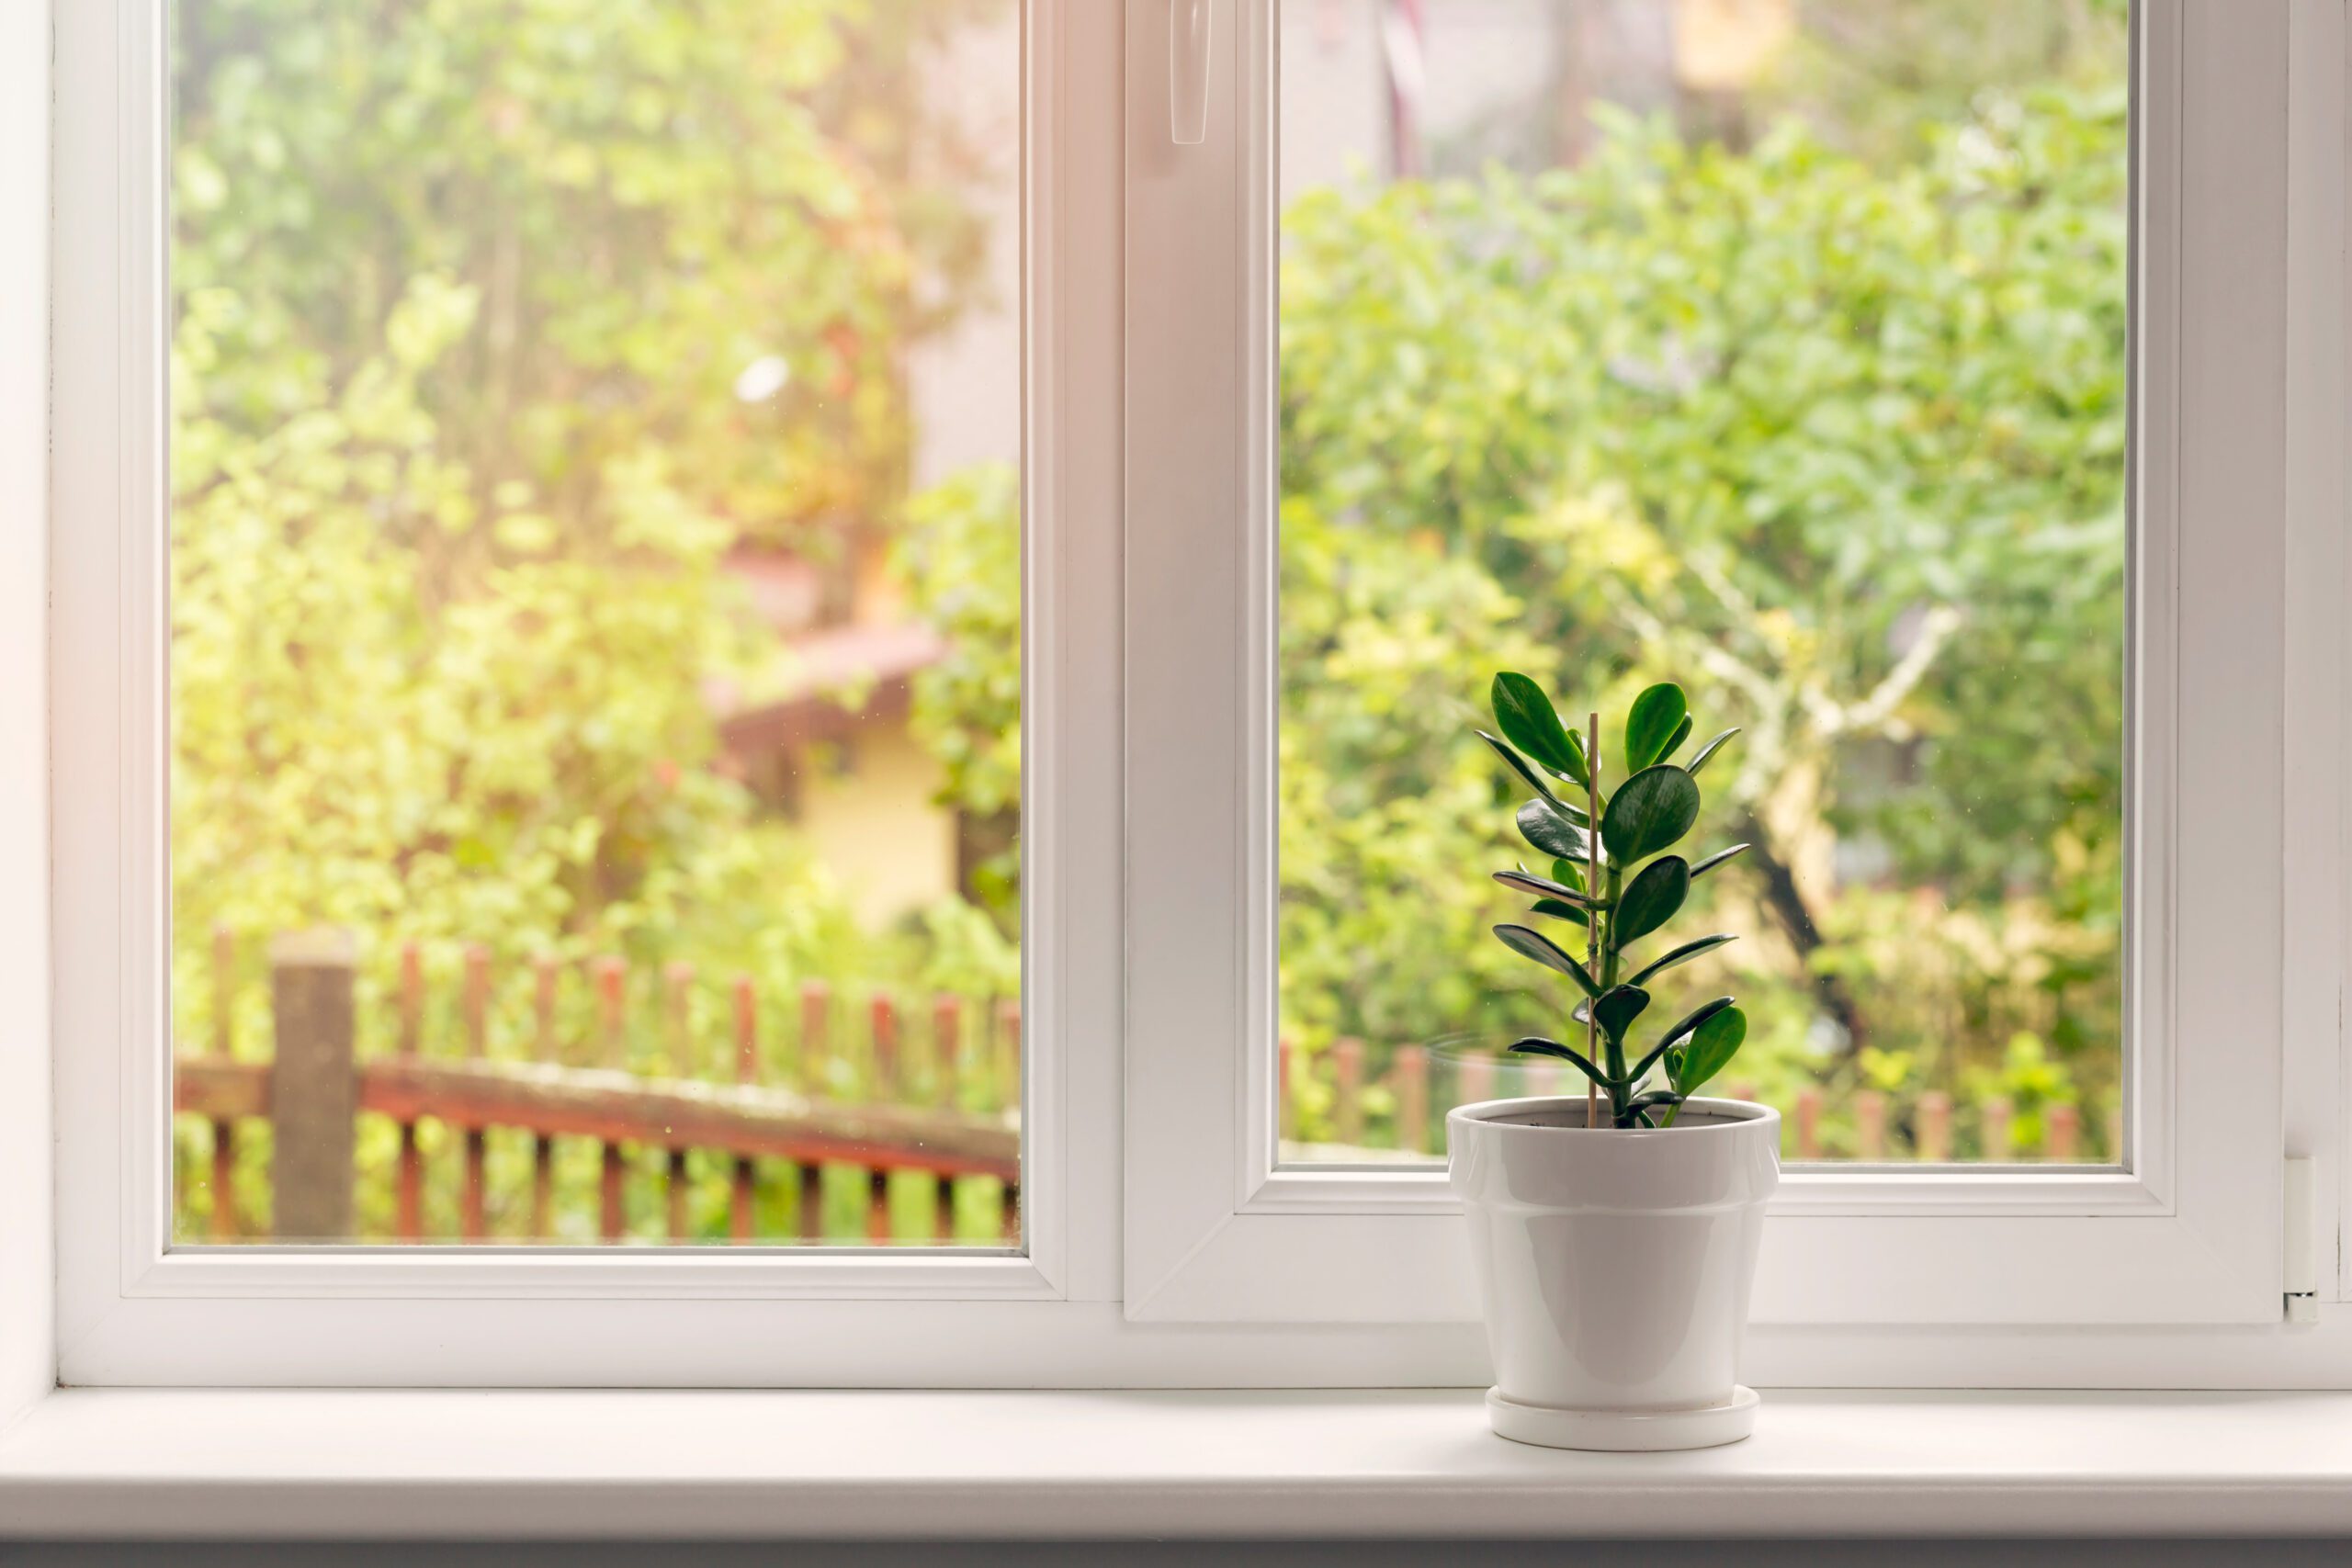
(177, 929), (1021, 1246)
(180, 931), (2111, 1244)
(1280, 1038), (2115, 1165)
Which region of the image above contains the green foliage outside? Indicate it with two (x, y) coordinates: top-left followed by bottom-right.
(1274, 78), (2129, 1154)
(169, 0), (2133, 1235)
(171, 0), (1013, 1074)
(168, 0), (1018, 1237)
(897, 463), (1024, 931)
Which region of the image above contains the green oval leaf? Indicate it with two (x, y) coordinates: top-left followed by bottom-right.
(1491, 672), (1588, 786)
(1492, 924), (1600, 998)
(1686, 728), (1741, 777)
(1491, 869), (1598, 907)
(1690, 842), (1750, 879)
(1600, 765), (1701, 863)
(1507, 1036), (1607, 1087)
(1516, 799), (1589, 863)
(1653, 995), (1737, 1061)
(1547, 857), (1586, 892)
(1530, 897), (1589, 927)
(1658, 713), (1693, 763)
(1593, 984), (1650, 1043)
(1623, 682), (1688, 773)
(1477, 731), (1563, 814)
(1626, 932), (1736, 988)
(1612, 855), (1690, 945)
(1669, 1006), (1747, 1097)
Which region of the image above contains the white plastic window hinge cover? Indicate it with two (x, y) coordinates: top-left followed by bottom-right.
(1170, 0), (1210, 145)
(2285, 1155), (2320, 1323)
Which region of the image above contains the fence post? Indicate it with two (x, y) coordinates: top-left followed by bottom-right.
(530, 954), (559, 1238)
(733, 977), (761, 1086)
(270, 929), (358, 1242)
(534, 955), (559, 1061)
(797, 1163), (825, 1244)
(1277, 1036), (1294, 1142)
(210, 923), (236, 1057)
(463, 943), (491, 1055)
(1854, 1090), (1886, 1160)
(1456, 1052), (1497, 1111)
(730, 976), (759, 1242)
(1395, 1045), (1429, 1156)
(591, 954), (630, 1237)
(208, 1120), (239, 1242)
(594, 954), (628, 1069)
(1982, 1096), (2014, 1162)
(1331, 1037), (1364, 1146)
(394, 941), (424, 1241)
(931, 998), (969, 1247)
(208, 925), (239, 1238)
(870, 995), (900, 1100)
(460, 944), (491, 1241)
(1793, 1087), (1822, 1159)
(600, 1145), (627, 1240)
(1916, 1091), (1952, 1162)
(662, 960), (695, 1078)
(800, 980), (832, 1097)
(2046, 1101), (2080, 1163)
(994, 998), (1021, 1112)
(667, 1148), (690, 1241)
(933, 994), (963, 1110)
(934, 1176), (958, 1244)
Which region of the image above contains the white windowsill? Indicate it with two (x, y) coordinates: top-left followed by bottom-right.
(5, 1387), (2352, 1540)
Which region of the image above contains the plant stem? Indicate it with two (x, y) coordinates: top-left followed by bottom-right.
(1583, 709), (1630, 1128)
(1585, 711), (1600, 1130)
(1601, 860), (1627, 1121)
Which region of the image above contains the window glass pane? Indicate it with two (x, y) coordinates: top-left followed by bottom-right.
(1277, 0), (2128, 1165)
(169, 0), (1024, 1245)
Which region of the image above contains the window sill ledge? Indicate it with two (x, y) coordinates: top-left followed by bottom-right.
(6, 1386), (2352, 1541)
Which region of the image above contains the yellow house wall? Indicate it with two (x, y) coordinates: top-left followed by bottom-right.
(801, 720), (958, 929)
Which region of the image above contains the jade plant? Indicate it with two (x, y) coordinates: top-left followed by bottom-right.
(1478, 673), (1750, 1129)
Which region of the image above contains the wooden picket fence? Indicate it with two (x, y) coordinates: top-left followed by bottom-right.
(175, 928), (1021, 1245)
(175, 929), (2107, 1245)
(1281, 1038), (2113, 1165)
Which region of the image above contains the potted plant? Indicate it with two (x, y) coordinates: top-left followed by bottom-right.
(1447, 672), (1779, 1451)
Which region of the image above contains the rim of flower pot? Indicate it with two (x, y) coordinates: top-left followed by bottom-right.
(1446, 1094), (1780, 1136)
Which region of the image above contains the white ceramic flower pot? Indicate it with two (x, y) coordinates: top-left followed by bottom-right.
(1446, 1094), (1780, 1451)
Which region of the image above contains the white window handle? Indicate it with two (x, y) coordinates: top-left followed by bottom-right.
(1170, 0), (1211, 144)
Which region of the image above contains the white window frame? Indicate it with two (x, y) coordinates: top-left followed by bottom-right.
(1123, 0), (2350, 1369)
(49, 0), (1119, 1388)
(26, 0), (2352, 1396)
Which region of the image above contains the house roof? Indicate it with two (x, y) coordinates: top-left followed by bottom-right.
(713, 619), (949, 754)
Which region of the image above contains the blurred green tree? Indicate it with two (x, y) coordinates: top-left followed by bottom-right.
(1273, 78), (2128, 1127)
(170, 0), (1009, 1059)
(172, 0), (2133, 1178)
(889, 74), (2130, 1140)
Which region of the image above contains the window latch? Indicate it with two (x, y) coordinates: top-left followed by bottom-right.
(1170, 0), (1210, 145)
